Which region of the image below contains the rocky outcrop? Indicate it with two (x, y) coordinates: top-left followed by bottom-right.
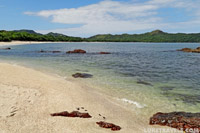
(177, 47), (200, 53)
(51, 111), (92, 118)
(72, 73), (93, 78)
(67, 49), (86, 54)
(99, 52), (111, 54)
(150, 112), (200, 132)
(96, 121), (121, 131)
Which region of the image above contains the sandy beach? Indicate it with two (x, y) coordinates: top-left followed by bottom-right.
(0, 62), (151, 133)
(0, 63), (180, 133)
(0, 41), (183, 133)
(0, 41), (64, 47)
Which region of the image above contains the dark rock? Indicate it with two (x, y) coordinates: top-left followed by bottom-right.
(67, 49), (86, 54)
(137, 80), (153, 86)
(150, 112), (200, 132)
(99, 52), (111, 54)
(51, 111), (92, 118)
(196, 47), (200, 50)
(0, 47), (11, 50)
(96, 121), (121, 131)
(52, 51), (61, 53)
(38, 50), (61, 53)
(72, 73), (93, 78)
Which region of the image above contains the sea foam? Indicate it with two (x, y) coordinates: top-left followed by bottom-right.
(120, 98), (146, 108)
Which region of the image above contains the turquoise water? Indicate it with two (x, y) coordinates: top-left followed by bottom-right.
(0, 42), (199, 116)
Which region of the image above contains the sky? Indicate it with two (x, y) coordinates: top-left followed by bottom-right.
(0, 0), (200, 37)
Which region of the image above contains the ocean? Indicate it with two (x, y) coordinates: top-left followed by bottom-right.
(0, 42), (199, 117)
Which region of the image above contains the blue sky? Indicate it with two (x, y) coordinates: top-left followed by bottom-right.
(0, 0), (200, 37)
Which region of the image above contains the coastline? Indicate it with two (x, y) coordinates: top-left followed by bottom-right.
(0, 62), (178, 133)
(0, 41), (199, 47)
(0, 41), (62, 46)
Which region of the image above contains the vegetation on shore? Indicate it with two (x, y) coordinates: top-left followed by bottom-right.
(1, 29), (200, 42)
(0, 30), (83, 42)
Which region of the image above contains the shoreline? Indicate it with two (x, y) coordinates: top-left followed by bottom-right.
(0, 62), (178, 132)
(0, 41), (199, 47)
(0, 41), (63, 46)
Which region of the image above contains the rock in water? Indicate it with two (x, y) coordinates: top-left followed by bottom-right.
(51, 111), (92, 118)
(0, 47), (11, 50)
(177, 47), (200, 53)
(150, 112), (200, 132)
(72, 73), (93, 78)
(99, 52), (111, 54)
(67, 49), (86, 54)
(96, 121), (121, 131)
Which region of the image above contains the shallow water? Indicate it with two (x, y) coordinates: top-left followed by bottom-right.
(0, 42), (199, 116)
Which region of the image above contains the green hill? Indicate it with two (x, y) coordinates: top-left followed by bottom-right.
(88, 30), (200, 42)
(0, 30), (83, 42)
(1, 29), (200, 42)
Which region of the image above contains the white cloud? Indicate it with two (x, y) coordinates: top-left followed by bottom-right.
(24, 0), (200, 37)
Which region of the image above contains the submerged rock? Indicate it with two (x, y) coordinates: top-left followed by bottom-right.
(160, 86), (175, 91)
(161, 91), (200, 105)
(150, 112), (200, 132)
(96, 121), (121, 131)
(51, 111), (92, 118)
(177, 47), (200, 53)
(67, 49), (86, 54)
(99, 52), (111, 54)
(72, 73), (93, 78)
(137, 80), (153, 86)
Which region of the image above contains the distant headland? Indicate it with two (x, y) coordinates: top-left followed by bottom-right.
(0, 29), (200, 42)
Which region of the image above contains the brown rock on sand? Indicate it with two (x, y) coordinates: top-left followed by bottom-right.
(51, 111), (92, 118)
(96, 121), (121, 131)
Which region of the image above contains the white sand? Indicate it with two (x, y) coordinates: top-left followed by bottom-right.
(0, 41), (53, 46)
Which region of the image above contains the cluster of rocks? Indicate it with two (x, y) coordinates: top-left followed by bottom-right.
(66, 49), (111, 54)
(149, 112), (200, 132)
(177, 47), (200, 53)
(37, 49), (111, 54)
(51, 110), (121, 131)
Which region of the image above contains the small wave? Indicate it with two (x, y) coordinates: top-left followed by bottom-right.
(120, 98), (146, 108)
